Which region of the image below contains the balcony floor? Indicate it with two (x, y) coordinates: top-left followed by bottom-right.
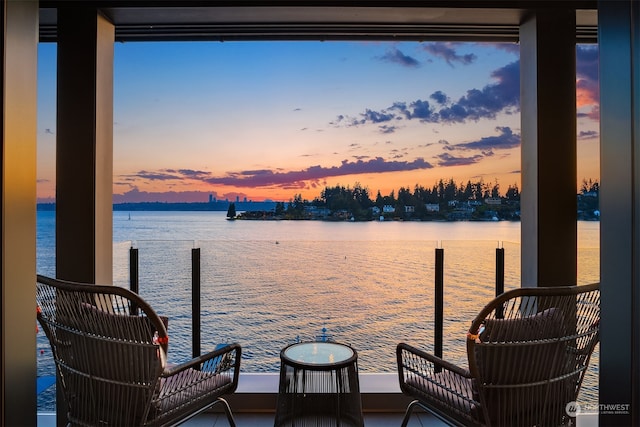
(38, 411), (600, 426)
(190, 412), (443, 426)
(38, 411), (445, 426)
(36, 372), (599, 426)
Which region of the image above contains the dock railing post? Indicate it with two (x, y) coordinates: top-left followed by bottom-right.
(192, 247), (201, 359)
(435, 247), (444, 371)
(496, 245), (505, 319)
(129, 246), (139, 315)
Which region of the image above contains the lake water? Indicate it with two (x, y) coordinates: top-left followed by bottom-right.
(36, 211), (600, 410)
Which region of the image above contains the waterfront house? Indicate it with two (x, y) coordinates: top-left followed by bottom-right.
(2, 1), (639, 425)
(303, 205), (331, 219)
(425, 203), (440, 213)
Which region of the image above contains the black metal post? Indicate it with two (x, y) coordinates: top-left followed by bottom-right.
(130, 247), (139, 315)
(496, 247), (505, 319)
(435, 247), (444, 370)
(192, 247), (201, 359)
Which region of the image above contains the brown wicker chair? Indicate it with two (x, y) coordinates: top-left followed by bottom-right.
(397, 283), (600, 427)
(36, 274), (241, 426)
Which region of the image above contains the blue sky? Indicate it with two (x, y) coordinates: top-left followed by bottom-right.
(36, 41), (599, 203)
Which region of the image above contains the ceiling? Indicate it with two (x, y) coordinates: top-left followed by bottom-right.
(39, 1), (598, 42)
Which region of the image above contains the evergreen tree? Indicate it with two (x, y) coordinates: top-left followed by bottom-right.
(505, 184), (520, 201)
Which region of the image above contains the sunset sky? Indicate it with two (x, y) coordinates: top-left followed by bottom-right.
(36, 41), (600, 204)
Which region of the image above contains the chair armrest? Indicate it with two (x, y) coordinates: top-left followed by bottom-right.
(397, 342), (472, 380)
(397, 342), (479, 423)
(162, 343), (241, 392)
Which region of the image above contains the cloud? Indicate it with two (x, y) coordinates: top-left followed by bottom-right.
(130, 170), (183, 181)
(578, 130), (599, 140)
(203, 157), (434, 188)
(123, 169), (213, 183)
(335, 60), (520, 127)
(362, 109), (396, 124)
(378, 48), (420, 67)
(120, 157), (434, 194)
(436, 127), (518, 170)
(436, 152), (484, 167)
(578, 105), (599, 121)
(422, 42), (477, 67)
(430, 91), (449, 105)
(176, 169), (212, 179)
(439, 61), (520, 122)
(577, 45), (598, 82)
(379, 125), (398, 134)
(449, 126), (521, 151)
(388, 100), (438, 122)
(576, 45), (599, 120)
(341, 45), (598, 129)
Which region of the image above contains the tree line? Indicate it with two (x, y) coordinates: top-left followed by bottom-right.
(234, 177), (600, 221)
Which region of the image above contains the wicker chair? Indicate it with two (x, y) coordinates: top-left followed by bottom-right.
(397, 283), (600, 427)
(36, 274), (241, 427)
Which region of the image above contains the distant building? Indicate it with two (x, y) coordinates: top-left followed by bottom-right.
(304, 206), (330, 219)
(485, 197), (502, 205)
(456, 203), (476, 213)
(383, 205), (395, 213)
(425, 203), (440, 212)
(404, 205), (415, 213)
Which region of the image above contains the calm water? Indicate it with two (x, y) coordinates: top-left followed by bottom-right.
(36, 211), (600, 409)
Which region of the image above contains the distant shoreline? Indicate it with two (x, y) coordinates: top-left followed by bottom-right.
(37, 201), (277, 212)
(36, 202), (600, 222)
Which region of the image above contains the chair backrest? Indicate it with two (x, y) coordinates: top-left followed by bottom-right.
(466, 283), (600, 427)
(36, 275), (170, 426)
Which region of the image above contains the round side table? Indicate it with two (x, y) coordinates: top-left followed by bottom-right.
(274, 341), (364, 427)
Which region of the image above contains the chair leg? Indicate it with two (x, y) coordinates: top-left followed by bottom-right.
(211, 397), (236, 427)
(401, 400), (421, 427)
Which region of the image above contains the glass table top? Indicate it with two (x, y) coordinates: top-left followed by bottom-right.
(283, 342), (354, 365)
